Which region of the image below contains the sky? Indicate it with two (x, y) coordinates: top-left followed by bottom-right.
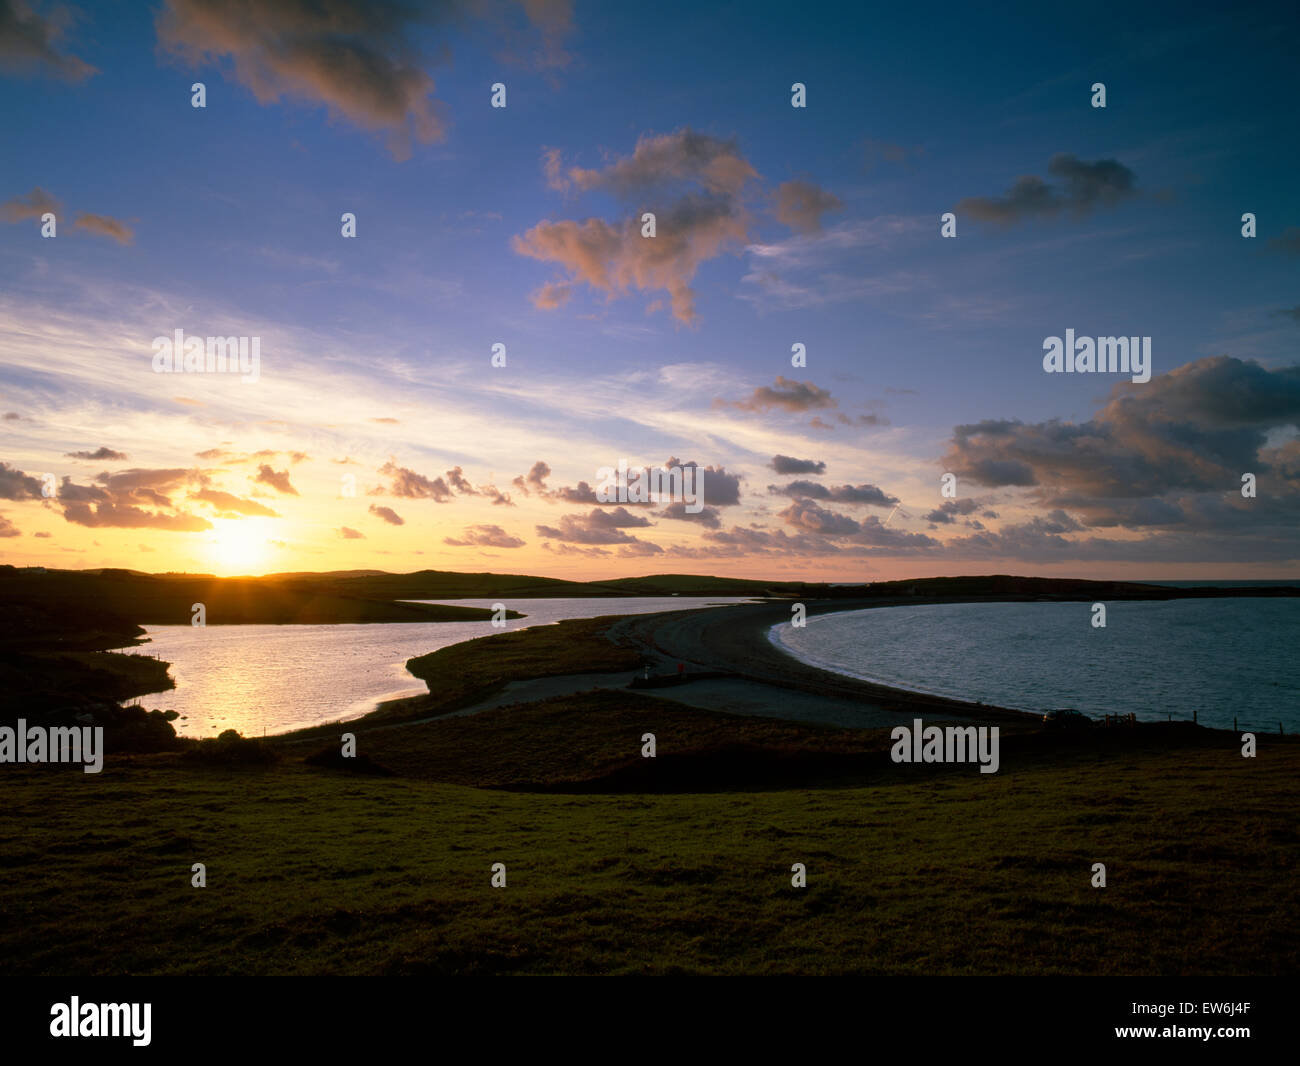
(1, 0), (1298, 580)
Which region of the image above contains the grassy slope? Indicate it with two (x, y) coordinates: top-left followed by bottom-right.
(3, 737), (1296, 975)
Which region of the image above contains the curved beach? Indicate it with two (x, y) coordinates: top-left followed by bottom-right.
(603, 598), (1039, 725)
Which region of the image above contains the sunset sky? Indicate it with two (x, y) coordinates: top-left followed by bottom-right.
(2, 0), (1298, 580)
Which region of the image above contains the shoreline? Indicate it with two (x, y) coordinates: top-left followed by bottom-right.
(280, 586), (1300, 741)
(602, 598), (1040, 725)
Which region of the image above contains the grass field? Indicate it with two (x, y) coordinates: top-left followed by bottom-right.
(3, 735), (1296, 975)
(4, 597), (1297, 976)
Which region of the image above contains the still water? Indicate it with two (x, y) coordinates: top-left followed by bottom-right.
(122, 597), (750, 737)
(771, 597), (1300, 731)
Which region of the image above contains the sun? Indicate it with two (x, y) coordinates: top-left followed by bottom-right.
(206, 518), (276, 576)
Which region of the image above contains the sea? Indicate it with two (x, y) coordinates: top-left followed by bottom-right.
(770, 594), (1300, 732)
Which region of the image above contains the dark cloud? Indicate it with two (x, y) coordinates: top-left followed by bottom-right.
(770, 455), (825, 475)
(65, 447), (128, 461)
(511, 460), (550, 496)
(479, 484), (514, 506)
(537, 506), (659, 547)
(924, 498), (993, 525)
(658, 502), (721, 528)
(0, 461), (44, 499)
(444, 524), (525, 548)
(773, 179), (842, 234)
(156, 0), (453, 159)
(0, 513), (19, 537)
(339, 526), (365, 539)
(956, 153), (1138, 227)
(372, 461), (448, 501)
(550, 479), (599, 504)
(254, 464), (299, 496)
(941, 355), (1300, 547)
(665, 457), (742, 506)
(0, 0), (97, 81)
(368, 504), (404, 525)
(716, 376), (835, 414)
(768, 481), (898, 506)
(445, 466), (475, 494)
(836, 412), (890, 428)
(1268, 227), (1300, 256)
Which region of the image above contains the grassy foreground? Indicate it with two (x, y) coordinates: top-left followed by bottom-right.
(3, 722), (1297, 975)
(4, 603), (1297, 975)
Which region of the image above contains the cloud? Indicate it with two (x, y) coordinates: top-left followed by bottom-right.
(444, 466), (475, 494)
(65, 447), (129, 461)
(155, 0), (451, 160)
(374, 461), (450, 501)
(550, 479), (598, 504)
(548, 127), (757, 197)
(517, 129), (758, 323)
(537, 506), (659, 547)
(770, 454), (825, 475)
(0, 185), (58, 222)
(479, 484), (514, 506)
(339, 526), (365, 539)
(0, 461), (44, 499)
(0, 513), (19, 537)
(1268, 227), (1300, 256)
(923, 498), (995, 525)
(369, 417), (400, 424)
(861, 138), (924, 171)
(72, 212), (133, 244)
(531, 281), (571, 309)
(956, 154), (1138, 227)
(658, 502), (721, 528)
(511, 460), (551, 496)
(768, 481), (898, 506)
(778, 498), (863, 536)
(444, 523), (525, 548)
(773, 179), (842, 233)
(254, 464), (298, 495)
(665, 457), (742, 506)
(63, 500), (211, 531)
(715, 376), (835, 414)
(941, 355), (1300, 536)
(368, 503), (404, 525)
(1275, 305), (1300, 323)
(192, 488), (279, 518)
(2, 189), (132, 242)
(0, 0), (97, 81)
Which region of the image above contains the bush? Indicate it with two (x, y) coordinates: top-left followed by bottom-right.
(181, 729), (279, 766)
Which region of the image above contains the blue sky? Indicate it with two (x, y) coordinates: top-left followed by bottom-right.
(1, 0), (1298, 578)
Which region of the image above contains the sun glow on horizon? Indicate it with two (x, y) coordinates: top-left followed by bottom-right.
(205, 518), (278, 576)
